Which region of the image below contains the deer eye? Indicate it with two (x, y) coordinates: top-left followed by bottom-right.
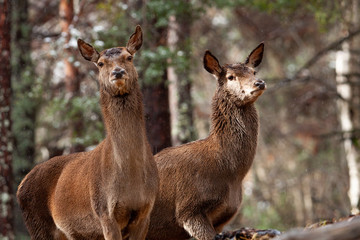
(97, 62), (104, 67)
(127, 56), (133, 61)
(227, 75), (234, 80)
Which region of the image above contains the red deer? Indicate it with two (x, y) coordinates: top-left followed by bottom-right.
(16, 25), (158, 240)
(147, 43), (266, 240)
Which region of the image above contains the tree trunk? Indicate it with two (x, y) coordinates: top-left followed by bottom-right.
(336, 0), (360, 214)
(142, 25), (172, 153)
(59, 0), (84, 153)
(168, 9), (196, 146)
(348, 0), (360, 211)
(59, 0), (79, 98)
(143, 70), (172, 154)
(0, 0), (15, 238)
(12, 0), (37, 183)
(277, 216), (360, 240)
(140, 1), (172, 154)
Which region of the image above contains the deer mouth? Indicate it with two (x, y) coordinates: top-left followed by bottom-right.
(251, 84), (266, 94)
(250, 88), (264, 95)
(111, 78), (129, 96)
(111, 79), (121, 83)
(111, 76), (129, 84)
(111, 78), (127, 88)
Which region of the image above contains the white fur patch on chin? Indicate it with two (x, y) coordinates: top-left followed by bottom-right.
(183, 219), (203, 237)
(183, 219), (195, 237)
(183, 218), (216, 239)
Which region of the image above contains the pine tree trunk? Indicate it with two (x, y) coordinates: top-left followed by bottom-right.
(59, 0), (84, 153)
(12, 0), (37, 182)
(139, 0), (172, 154)
(142, 25), (172, 153)
(0, 0), (15, 238)
(143, 70), (172, 153)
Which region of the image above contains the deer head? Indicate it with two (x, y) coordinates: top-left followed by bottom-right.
(204, 43), (265, 106)
(77, 25), (143, 96)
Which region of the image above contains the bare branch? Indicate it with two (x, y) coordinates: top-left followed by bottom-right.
(268, 27), (360, 91)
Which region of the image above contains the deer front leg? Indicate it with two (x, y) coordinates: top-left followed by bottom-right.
(128, 217), (150, 240)
(99, 215), (122, 240)
(181, 214), (217, 240)
(127, 204), (153, 240)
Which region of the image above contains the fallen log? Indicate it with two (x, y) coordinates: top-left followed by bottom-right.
(275, 215), (360, 240)
(215, 214), (360, 240)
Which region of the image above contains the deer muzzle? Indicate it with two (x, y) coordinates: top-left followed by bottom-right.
(112, 68), (126, 80)
(254, 80), (266, 90)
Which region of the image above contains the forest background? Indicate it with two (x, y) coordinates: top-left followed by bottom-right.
(0, 0), (360, 239)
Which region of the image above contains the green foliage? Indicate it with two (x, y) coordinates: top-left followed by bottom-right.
(204, 0), (246, 8)
(209, 0), (341, 30)
(139, 47), (172, 85)
(146, 0), (203, 27)
(306, 1), (341, 28)
(146, 0), (175, 28)
(43, 94), (104, 146)
(241, 195), (286, 231)
(96, 1), (128, 23)
(95, 0), (202, 87)
(11, 67), (42, 182)
(15, 233), (30, 240)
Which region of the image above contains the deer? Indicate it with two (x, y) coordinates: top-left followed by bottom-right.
(146, 43), (266, 240)
(16, 25), (159, 240)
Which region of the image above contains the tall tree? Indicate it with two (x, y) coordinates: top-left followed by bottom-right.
(12, 0), (38, 183)
(142, 26), (172, 153)
(60, 0), (78, 96)
(140, 0), (172, 153)
(336, 0), (360, 213)
(168, 0), (197, 145)
(59, 0), (84, 153)
(0, 0), (14, 238)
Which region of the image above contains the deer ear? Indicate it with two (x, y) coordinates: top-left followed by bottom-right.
(127, 25), (143, 55)
(204, 50), (222, 78)
(245, 42), (264, 68)
(77, 39), (100, 63)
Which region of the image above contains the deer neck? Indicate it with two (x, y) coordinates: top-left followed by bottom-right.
(210, 90), (259, 170)
(100, 85), (146, 167)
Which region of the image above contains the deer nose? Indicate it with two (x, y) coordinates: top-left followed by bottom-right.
(112, 68), (126, 79)
(254, 80), (266, 90)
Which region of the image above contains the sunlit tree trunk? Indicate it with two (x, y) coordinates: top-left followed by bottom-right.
(60, 0), (79, 95)
(168, 17), (179, 145)
(168, 3), (196, 145)
(0, 0), (15, 238)
(336, 0), (360, 214)
(59, 0), (84, 153)
(348, 0), (360, 212)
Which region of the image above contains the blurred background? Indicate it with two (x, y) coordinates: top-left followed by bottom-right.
(1, 0), (360, 239)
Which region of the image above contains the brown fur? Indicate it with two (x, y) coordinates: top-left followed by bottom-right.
(17, 26), (158, 240)
(147, 43), (266, 240)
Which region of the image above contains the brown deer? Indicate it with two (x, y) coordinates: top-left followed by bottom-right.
(147, 43), (266, 240)
(17, 25), (158, 240)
